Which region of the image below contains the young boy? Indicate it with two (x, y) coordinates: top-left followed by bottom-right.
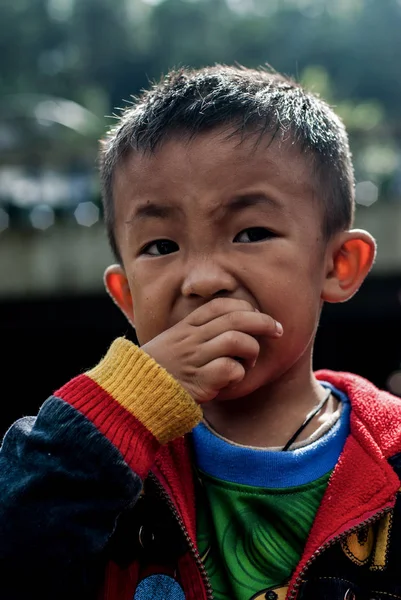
(1, 65), (400, 600)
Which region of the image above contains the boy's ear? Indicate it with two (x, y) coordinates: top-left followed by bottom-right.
(322, 229), (376, 303)
(103, 265), (135, 327)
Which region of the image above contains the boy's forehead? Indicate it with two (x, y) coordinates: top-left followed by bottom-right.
(114, 127), (316, 199)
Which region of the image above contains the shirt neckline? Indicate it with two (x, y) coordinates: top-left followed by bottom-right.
(192, 383), (350, 488)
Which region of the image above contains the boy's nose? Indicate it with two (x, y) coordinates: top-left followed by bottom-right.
(181, 262), (238, 299)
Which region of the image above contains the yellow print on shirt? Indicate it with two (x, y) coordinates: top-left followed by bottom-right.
(340, 511), (393, 571)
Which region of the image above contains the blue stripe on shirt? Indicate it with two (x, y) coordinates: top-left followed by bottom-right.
(192, 383), (350, 488)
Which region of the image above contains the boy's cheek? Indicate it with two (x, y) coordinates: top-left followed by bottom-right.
(134, 312), (171, 346)
(135, 323), (161, 346)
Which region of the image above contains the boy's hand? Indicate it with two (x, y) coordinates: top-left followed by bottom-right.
(141, 298), (282, 404)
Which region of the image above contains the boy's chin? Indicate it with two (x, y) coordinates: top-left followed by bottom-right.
(212, 373), (267, 403)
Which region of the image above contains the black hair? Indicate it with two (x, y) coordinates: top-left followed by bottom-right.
(99, 65), (354, 263)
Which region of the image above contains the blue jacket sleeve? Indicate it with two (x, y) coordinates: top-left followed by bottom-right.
(0, 396), (142, 600)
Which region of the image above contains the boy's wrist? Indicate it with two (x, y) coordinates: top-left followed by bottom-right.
(86, 337), (203, 444)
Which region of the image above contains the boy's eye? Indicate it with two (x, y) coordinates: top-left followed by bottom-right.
(141, 239), (179, 256)
(234, 227), (275, 243)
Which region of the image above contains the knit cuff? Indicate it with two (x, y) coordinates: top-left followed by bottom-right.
(85, 338), (202, 444)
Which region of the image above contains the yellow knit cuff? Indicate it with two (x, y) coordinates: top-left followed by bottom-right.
(86, 338), (202, 444)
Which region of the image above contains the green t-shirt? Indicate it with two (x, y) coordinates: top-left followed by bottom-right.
(196, 470), (331, 600)
(192, 384), (349, 600)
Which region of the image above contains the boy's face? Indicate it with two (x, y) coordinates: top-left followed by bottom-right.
(111, 129), (333, 398)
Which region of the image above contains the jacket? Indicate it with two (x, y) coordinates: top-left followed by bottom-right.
(1, 337), (401, 600)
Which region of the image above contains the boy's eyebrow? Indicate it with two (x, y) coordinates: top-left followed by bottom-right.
(221, 193), (282, 214)
(127, 193), (281, 224)
(128, 202), (182, 222)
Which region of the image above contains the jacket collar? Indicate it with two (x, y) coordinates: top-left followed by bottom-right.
(289, 370), (401, 591)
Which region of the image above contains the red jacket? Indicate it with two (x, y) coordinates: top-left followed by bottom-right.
(1, 339), (401, 600)
(100, 370), (401, 600)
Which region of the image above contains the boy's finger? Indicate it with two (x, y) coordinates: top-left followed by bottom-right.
(197, 358), (246, 401)
(198, 310), (282, 342)
(188, 297), (255, 326)
(195, 331), (260, 367)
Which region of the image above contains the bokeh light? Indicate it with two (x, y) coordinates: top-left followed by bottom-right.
(355, 181), (379, 207)
(29, 204), (55, 230)
(74, 201), (99, 227)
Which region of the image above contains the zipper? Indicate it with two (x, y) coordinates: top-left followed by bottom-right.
(287, 506), (393, 600)
(149, 472), (214, 600)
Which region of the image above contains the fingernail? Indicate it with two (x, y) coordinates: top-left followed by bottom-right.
(275, 321), (283, 336)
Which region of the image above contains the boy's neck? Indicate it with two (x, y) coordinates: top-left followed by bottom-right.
(202, 367), (337, 449)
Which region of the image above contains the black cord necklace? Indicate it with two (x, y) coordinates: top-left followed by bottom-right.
(282, 388), (332, 451)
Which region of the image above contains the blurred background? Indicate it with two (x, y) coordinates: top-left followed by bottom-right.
(1, 0), (401, 434)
